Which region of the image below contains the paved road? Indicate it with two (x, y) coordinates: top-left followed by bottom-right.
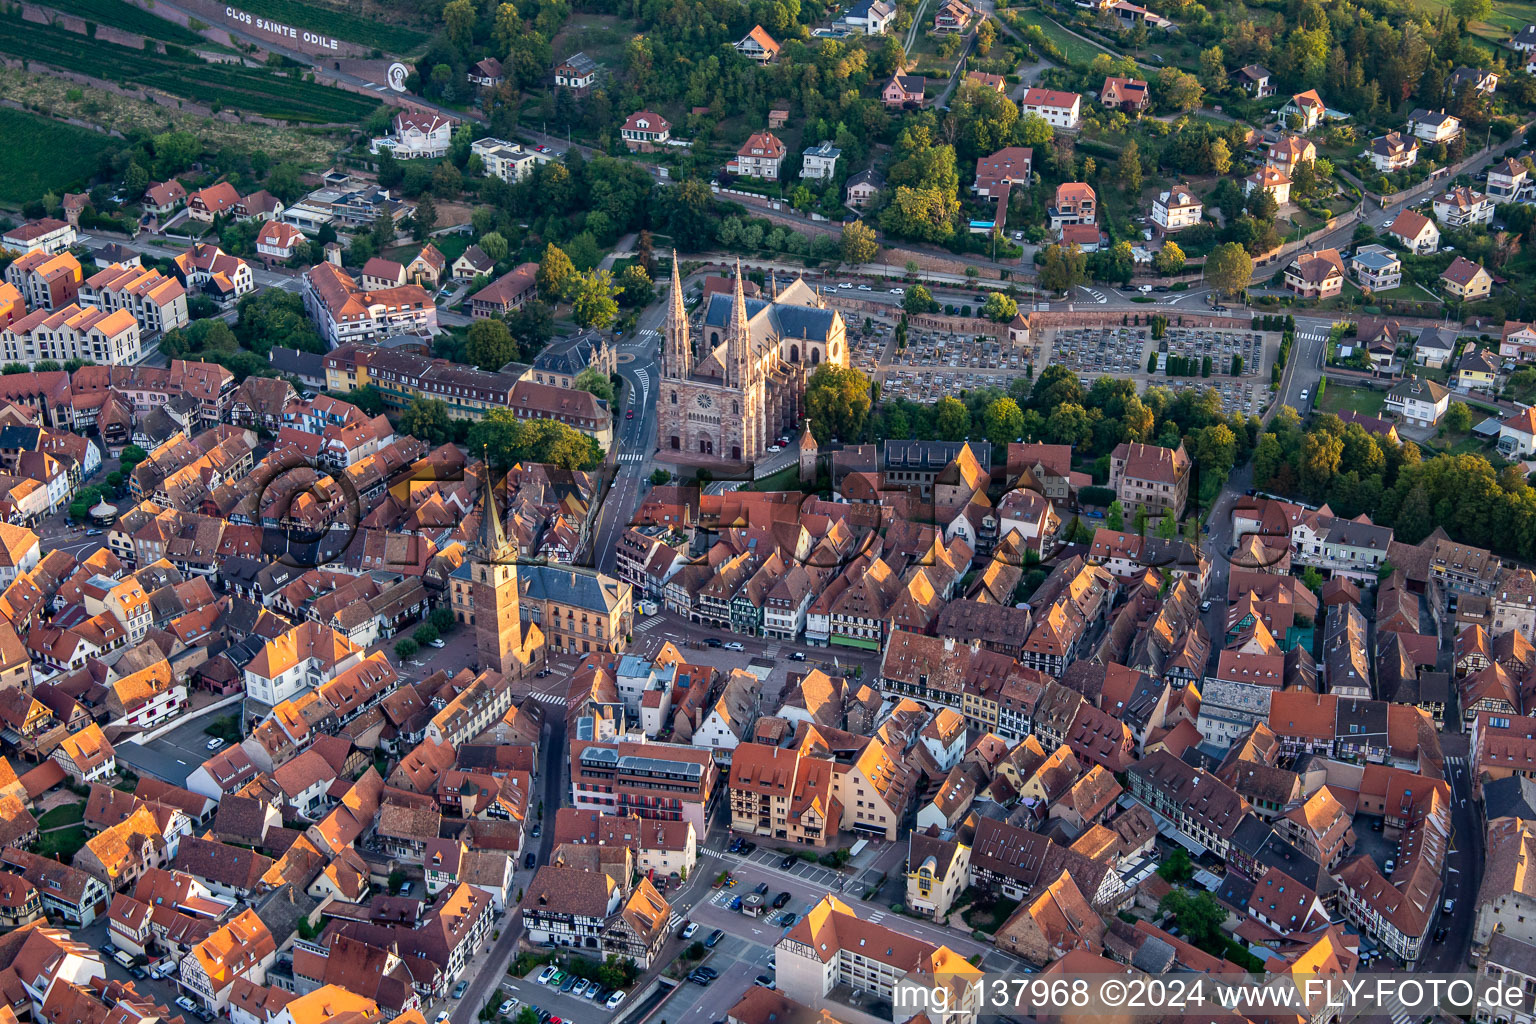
(590, 311), (664, 575)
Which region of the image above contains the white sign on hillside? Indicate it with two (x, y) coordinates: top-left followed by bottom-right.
(225, 5), (340, 49)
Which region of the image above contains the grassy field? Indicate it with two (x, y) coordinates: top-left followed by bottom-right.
(1409, 0), (1533, 39)
(36, 802), (84, 829)
(217, 0), (428, 52)
(1034, 16), (1112, 64)
(0, 107), (119, 203)
(0, 67), (345, 166)
(1317, 383), (1386, 416)
(0, 15), (380, 123)
(35, 825), (86, 862)
(41, 0), (218, 45)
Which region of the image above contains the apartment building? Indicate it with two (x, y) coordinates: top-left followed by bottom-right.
(1108, 441), (1190, 519)
(302, 262), (437, 348)
(80, 263), (189, 335)
(0, 304), (141, 368)
(568, 739), (719, 835)
(6, 249), (82, 310)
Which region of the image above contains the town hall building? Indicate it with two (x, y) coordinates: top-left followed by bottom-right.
(660, 256), (847, 463)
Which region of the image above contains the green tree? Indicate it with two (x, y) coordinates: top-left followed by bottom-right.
(443, 0), (474, 45)
(466, 319), (519, 371)
(1158, 848), (1194, 882)
(1208, 137), (1232, 175)
(412, 194), (437, 241)
(1039, 244), (1087, 294)
(982, 292), (1018, 322)
(570, 269), (620, 329)
(1018, 113), (1054, 147)
(1158, 68), (1204, 112)
(841, 221), (880, 265)
(479, 231), (509, 263)
(1046, 403), (1092, 446)
(1153, 243), (1186, 275)
(1193, 423), (1238, 476)
(1198, 45), (1225, 88)
(983, 396), (1025, 447)
(413, 624), (439, 646)
(903, 284), (938, 314)
(618, 264), (653, 306)
(537, 244), (577, 301)
(650, 469), (671, 486)
(805, 364), (872, 442)
(1107, 499), (1125, 531)
(395, 637), (419, 660)
(1446, 400), (1473, 433)
(430, 607), (456, 632)
(934, 395), (970, 440)
(1117, 140), (1143, 194)
(573, 366), (615, 404)
(400, 398), (451, 443)
(1452, 0), (1493, 21)
(1206, 242), (1254, 297)
(1159, 888), (1226, 953)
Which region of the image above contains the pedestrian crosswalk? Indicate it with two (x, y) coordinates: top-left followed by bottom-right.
(635, 614), (666, 632)
(1381, 991), (1411, 1024)
(637, 328), (660, 342)
(618, 451), (647, 463)
(761, 644), (781, 659)
(1086, 288), (1108, 303)
(1446, 755), (1465, 766)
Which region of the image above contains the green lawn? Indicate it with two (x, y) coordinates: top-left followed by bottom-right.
(35, 825), (87, 862)
(36, 802), (84, 829)
(0, 107), (119, 204)
(1317, 383), (1386, 416)
(1408, 0), (1534, 40)
(1034, 16), (1112, 64)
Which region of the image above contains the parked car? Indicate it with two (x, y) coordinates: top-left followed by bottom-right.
(754, 882), (769, 895)
(856, 284), (872, 291)
(889, 287), (905, 295)
(177, 999), (199, 1015)
(789, 652), (805, 661)
(499, 1000), (516, 1016)
(706, 929), (725, 947)
(606, 992), (626, 1011)
(434, 1014), (450, 1024)
(706, 638), (723, 647)
(525, 853), (536, 869)
(724, 641), (745, 651)
(561, 975), (578, 993)
(688, 972), (711, 986)
(779, 913), (798, 927)
(767, 445), (782, 453)
(205, 737), (225, 750)
(729, 895), (743, 910)
(781, 854), (797, 868)
(537, 966), (558, 985)
(682, 921), (699, 939)
(571, 981), (588, 998)
(695, 967), (718, 980)
(756, 976), (775, 989)
(429, 638), (446, 648)
(453, 981), (469, 999)
(773, 891), (792, 908)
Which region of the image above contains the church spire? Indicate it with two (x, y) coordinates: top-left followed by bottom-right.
(477, 453), (508, 558)
(729, 258), (752, 388)
(665, 250), (690, 379)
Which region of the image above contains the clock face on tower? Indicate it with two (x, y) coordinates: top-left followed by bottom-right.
(696, 393), (713, 409)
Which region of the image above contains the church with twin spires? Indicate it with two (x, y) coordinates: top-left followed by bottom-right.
(659, 256), (849, 463)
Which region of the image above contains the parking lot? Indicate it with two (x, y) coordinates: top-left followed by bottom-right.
(507, 968), (633, 1023)
(113, 709), (232, 786)
(737, 846), (847, 891)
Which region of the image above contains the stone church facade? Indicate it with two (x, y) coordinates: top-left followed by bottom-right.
(659, 257), (848, 463)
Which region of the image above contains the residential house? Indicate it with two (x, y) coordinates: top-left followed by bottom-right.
(470, 139), (538, 183)
(1434, 187), (1495, 228)
(369, 112), (455, 160)
(846, 169), (883, 209)
(801, 142), (841, 181)
(733, 27), (780, 64)
(1283, 249), (1346, 299)
(1414, 326), (1456, 367)
(1284, 89), (1327, 131)
(1456, 346), (1501, 391)
(1367, 132), (1419, 173)
(1409, 108), (1462, 143)
(467, 57), (503, 88)
(1109, 441), (1190, 519)
(1384, 376), (1451, 427)
(1245, 165), (1293, 205)
(973, 147), (1034, 199)
(1152, 185), (1202, 233)
(620, 112), (671, 153)
(1238, 65), (1274, 97)
(726, 132), (787, 180)
(1387, 209), (1441, 254)
(469, 264), (538, 319)
(1100, 76), (1149, 113)
(933, 0), (974, 32)
(1350, 245), (1402, 292)
(1442, 257), (1493, 302)
(1489, 157), (1530, 203)
(1019, 89), (1081, 129)
(882, 75), (927, 109)
(1049, 183), (1096, 231)
(845, 0), (897, 33)
(553, 53), (599, 91)
(186, 185), (240, 224)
